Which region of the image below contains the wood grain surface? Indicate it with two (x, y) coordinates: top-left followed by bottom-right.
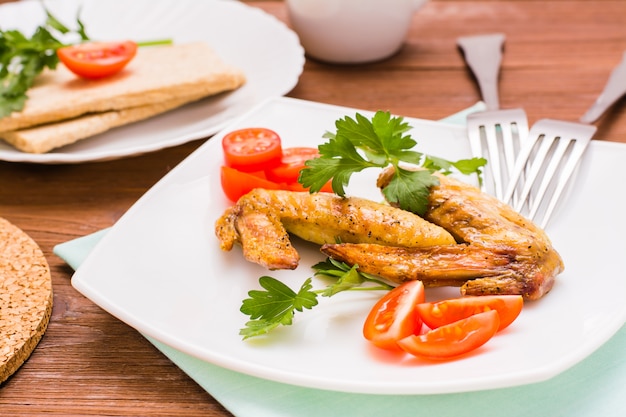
(1, 1), (625, 416)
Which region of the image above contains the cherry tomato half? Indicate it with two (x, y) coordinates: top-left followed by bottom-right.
(221, 165), (335, 202)
(265, 147), (321, 184)
(363, 281), (425, 351)
(416, 295), (523, 332)
(220, 165), (281, 202)
(57, 41), (138, 79)
(222, 128), (283, 172)
(397, 310), (500, 360)
(285, 178), (334, 193)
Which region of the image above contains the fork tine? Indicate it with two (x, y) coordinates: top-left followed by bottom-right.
(522, 136), (573, 220)
(466, 112), (505, 197)
(504, 119), (596, 228)
(501, 112), (529, 207)
(537, 135), (592, 228)
(510, 131), (556, 213)
(483, 120), (505, 199)
(467, 109), (529, 199)
(466, 115), (485, 161)
(502, 111), (529, 177)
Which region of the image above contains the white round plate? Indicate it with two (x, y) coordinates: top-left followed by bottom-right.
(0, 0), (304, 163)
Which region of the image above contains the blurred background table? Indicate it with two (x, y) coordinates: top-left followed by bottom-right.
(1, 0), (625, 415)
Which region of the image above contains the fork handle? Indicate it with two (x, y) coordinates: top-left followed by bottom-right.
(457, 33), (506, 110)
(579, 50), (626, 124)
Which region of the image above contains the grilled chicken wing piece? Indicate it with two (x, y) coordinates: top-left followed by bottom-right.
(321, 169), (564, 300)
(215, 189), (456, 270)
(321, 243), (517, 287)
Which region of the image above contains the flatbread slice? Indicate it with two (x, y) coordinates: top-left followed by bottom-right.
(0, 41), (246, 132)
(0, 217), (53, 384)
(0, 92), (208, 154)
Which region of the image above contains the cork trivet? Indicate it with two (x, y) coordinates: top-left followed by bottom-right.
(0, 217), (53, 384)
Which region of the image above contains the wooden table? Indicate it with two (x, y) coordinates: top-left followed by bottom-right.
(1, 1), (625, 415)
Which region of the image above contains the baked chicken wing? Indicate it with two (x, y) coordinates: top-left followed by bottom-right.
(321, 169), (564, 300)
(215, 189), (456, 270)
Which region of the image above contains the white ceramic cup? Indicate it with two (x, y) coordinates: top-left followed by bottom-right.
(285, 0), (429, 64)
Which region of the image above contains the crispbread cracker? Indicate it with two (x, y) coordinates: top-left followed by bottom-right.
(0, 92), (208, 153)
(0, 217), (53, 384)
(0, 42), (246, 133)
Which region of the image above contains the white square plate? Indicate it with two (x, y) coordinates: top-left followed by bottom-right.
(72, 97), (626, 394)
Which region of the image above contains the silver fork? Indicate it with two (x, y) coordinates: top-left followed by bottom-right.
(458, 33), (529, 201)
(503, 51), (626, 228)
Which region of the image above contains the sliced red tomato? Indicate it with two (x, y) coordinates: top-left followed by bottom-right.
(397, 310), (500, 360)
(416, 295), (523, 332)
(57, 41), (138, 79)
(222, 128), (283, 172)
(221, 165), (335, 201)
(265, 147), (320, 184)
(363, 281), (425, 351)
(286, 179), (334, 193)
(220, 165), (282, 202)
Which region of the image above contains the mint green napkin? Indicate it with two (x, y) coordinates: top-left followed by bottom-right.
(54, 103), (625, 417)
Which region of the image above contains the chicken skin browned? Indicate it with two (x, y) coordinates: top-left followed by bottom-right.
(321, 169), (564, 300)
(215, 189), (456, 270)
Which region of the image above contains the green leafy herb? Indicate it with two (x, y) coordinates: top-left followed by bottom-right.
(239, 259), (394, 339)
(239, 276), (319, 339)
(0, 8), (89, 118)
(44, 6), (89, 41)
(312, 258), (394, 296)
(298, 111), (487, 215)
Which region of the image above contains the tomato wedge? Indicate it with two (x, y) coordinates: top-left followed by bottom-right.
(57, 41), (138, 79)
(265, 147), (320, 184)
(416, 295), (523, 332)
(221, 165), (334, 201)
(285, 178), (334, 193)
(397, 310), (500, 359)
(222, 128), (283, 172)
(363, 281), (425, 351)
(220, 165), (282, 202)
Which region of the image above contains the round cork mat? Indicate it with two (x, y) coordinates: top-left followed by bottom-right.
(0, 217), (53, 384)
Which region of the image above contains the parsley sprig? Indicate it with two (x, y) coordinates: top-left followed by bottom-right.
(299, 111), (486, 215)
(0, 8), (89, 118)
(239, 259), (394, 339)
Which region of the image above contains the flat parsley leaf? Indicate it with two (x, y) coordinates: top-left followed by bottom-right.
(381, 167), (440, 214)
(299, 111), (487, 215)
(423, 155), (486, 187)
(239, 260), (394, 339)
(240, 276), (318, 339)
